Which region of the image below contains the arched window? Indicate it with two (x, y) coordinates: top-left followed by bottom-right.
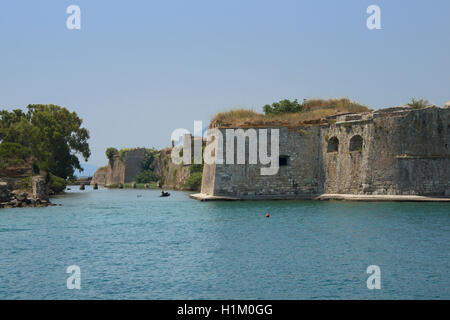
(327, 137), (339, 153)
(349, 135), (363, 152)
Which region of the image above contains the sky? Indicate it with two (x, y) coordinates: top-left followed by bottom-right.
(1, 0), (449, 166)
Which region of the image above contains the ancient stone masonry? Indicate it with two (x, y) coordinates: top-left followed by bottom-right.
(201, 106), (449, 199)
(202, 126), (323, 199)
(90, 166), (107, 186)
(104, 148), (147, 186)
(0, 175), (52, 208)
(0, 160), (53, 208)
(32, 175), (49, 202)
(95, 146), (194, 189)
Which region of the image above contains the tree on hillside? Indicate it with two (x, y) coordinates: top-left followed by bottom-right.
(0, 104), (90, 180)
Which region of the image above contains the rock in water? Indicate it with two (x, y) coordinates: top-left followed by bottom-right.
(80, 183), (85, 190)
(131, 182), (137, 189)
(93, 183), (98, 190)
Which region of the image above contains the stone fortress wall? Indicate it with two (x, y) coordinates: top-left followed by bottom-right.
(92, 144), (196, 189)
(103, 148), (146, 186)
(201, 106), (449, 199)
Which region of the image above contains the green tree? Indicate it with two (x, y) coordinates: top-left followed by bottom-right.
(0, 142), (32, 168)
(134, 170), (159, 183)
(263, 99), (303, 115)
(0, 104), (90, 180)
(48, 173), (67, 194)
(141, 148), (159, 170)
(105, 147), (119, 161)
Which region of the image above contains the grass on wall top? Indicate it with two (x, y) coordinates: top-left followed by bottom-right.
(210, 98), (370, 128)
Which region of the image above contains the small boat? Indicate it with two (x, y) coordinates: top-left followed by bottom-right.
(160, 191), (170, 197)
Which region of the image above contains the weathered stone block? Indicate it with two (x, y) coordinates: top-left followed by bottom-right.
(201, 107), (449, 199)
(32, 176), (49, 202)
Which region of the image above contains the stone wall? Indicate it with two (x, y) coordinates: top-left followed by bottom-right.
(104, 148), (147, 186)
(123, 148), (147, 183)
(32, 175), (49, 201)
(201, 106), (449, 199)
(96, 147), (193, 189)
(202, 126), (323, 199)
(105, 155), (126, 186)
(90, 166), (107, 186)
(321, 107), (448, 196)
(0, 163), (33, 189)
(1, 174), (52, 208)
(155, 148), (193, 190)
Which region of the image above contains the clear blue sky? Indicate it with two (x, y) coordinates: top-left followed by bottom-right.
(1, 0), (449, 166)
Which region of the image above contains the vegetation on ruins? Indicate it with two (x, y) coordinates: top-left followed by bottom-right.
(408, 98), (430, 109)
(132, 148), (160, 184)
(210, 98), (370, 128)
(183, 163), (203, 191)
(141, 148), (159, 171)
(15, 176), (32, 190)
(105, 147), (119, 161)
(0, 104), (90, 186)
(183, 172), (202, 191)
(135, 170), (159, 183)
(263, 99), (303, 115)
(48, 173), (67, 194)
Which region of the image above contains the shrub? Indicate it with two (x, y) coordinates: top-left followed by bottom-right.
(141, 148), (159, 170)
(183, 172), (202, 191)
(48, 173), (67, 194)
(119, 148), (130, 161)
(15, 176), (32, 190)
(408, 98), (429, 109)
(105, 147), (118, 161)
(134, 170), (158, 183)
(190, 163), (203, 173)
(297, 129), (308, 135)
(263, 99), (303, 115)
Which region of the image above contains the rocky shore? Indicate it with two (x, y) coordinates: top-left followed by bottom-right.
(0, 176), (56, 209)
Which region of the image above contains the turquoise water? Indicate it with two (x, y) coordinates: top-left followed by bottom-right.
(0, 186), (449, 299)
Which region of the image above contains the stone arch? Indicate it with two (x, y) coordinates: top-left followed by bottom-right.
(327, 137), (339, 153)
(349, 135), (363, 152)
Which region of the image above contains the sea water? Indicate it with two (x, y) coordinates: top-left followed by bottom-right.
(0, 187), (448, 299)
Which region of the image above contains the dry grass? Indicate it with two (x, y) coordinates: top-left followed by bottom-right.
(210, 98), (370, 128)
